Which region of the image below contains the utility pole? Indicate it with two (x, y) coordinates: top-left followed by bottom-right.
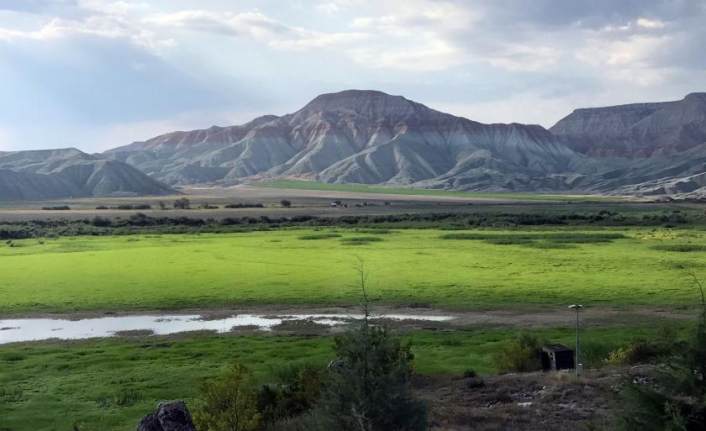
(568, 304), (583, 376)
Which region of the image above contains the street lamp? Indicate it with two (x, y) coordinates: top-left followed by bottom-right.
(569, 304), (583, 376)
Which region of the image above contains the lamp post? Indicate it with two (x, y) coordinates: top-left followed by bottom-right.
(569, 304), (583, 375)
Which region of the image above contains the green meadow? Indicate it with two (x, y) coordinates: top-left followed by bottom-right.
(1, 227), (705, 315)
(252, 179), (623, 201)
(0, 324), (679, 431)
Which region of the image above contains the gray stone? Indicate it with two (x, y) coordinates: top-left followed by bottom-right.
(136, 401), (196, 431)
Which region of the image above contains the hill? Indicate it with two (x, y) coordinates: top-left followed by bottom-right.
(550, 93), (706, 158)
(0, 149), (175, 201)
(106, 90), (583, 192)
(94, 90), (706, 198)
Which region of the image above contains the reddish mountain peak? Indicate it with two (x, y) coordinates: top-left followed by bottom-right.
(295, 89), (438, 122)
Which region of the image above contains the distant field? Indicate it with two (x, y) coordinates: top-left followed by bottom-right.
(252, 179), (624, 202)
(0, 324), (670, 431)
(1, 227), (705, 315)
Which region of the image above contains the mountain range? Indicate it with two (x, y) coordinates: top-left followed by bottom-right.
(2, 90), (705, 201)
(0, 149), (173, 201)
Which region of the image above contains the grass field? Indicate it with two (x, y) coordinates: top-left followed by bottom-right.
(0, 324), (677, 431)
(252, 179), (624, 202)
(1, 227), (705, 315)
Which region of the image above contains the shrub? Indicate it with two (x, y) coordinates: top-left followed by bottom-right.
(257, 363), (327, 427)
(651, 244), (706, 253)
(340, 237), (384, 245)
(224, 203), (265, 209)
(91, 217), (111, 227)
(280, 200), (292, 208)
(467, 378), (485, 389)
(605, 346), (631, 366)
(41, 206), (70, 211)
(194, 364), (261, 431)
(494, 333), (542, 373)
(298, 233), (342, 240)
(174, 198), (191, 210)
(313, 321), (427, 430)
(462, 369), (477, 378)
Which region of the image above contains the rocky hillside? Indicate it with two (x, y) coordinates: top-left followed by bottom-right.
(551, 93), (706, 158)
(99, 90), (706, 197)
(0, 149), (174, 201)
(106, 90), (583, 192)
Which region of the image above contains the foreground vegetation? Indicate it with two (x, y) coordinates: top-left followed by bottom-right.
(0, 323), (678, 431)
(2, 226), (706, 314)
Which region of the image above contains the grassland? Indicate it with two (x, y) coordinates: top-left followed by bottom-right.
(252, 179), (624, 202)
(0, 323), (680, 431)
(1, 227), (706, 315)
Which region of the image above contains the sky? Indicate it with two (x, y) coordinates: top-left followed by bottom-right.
(0, 0), (705, 153)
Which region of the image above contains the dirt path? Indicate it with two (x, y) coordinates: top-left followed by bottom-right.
(1, 304), (698, 329)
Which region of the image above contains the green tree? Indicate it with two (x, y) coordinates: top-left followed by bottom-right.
(617, 274), (706, 430)
(313, 261), (427, 431)
(194, 364), (261, 431)
(174, 198), (191, 209)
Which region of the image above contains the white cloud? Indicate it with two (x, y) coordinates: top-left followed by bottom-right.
(315, 3), (340, 14)
(348, 36), (460, 71)
(486, 45), (560, 72)
(637, 17), (666, 28)
(145, 9), (368, 51)
(0, 10), (175, 50)
(575, 34), (674, 86)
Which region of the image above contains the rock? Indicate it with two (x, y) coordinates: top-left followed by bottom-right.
(136, 401), (196, 431)
(136, 413), (162, 431)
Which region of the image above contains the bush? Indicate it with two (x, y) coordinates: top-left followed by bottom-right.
(462, 369), (477, 378)
(298, 233), (342, 240)
(224, 203), (265, 209)
(616, 278), (706, 430)
(41, 206), (70, 211)
(340, 237), (384, 245)
(651, 244), (706, 253)
(258, 364), (327, 427)
(280, 200), (292, 208)
(494, 333), (542, 373)
(313, 321), (427, 430)
(174, 198), (191, 210)
(194, 364), (261, 431)
(91, 216), (111, 227)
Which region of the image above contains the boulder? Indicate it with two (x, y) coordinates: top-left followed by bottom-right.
(136, 401), (196, 431)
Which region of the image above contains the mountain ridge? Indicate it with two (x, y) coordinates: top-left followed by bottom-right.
(0, 148), (175, 201)
(106, 90), (584, 192)
(550, 93), (706, 158)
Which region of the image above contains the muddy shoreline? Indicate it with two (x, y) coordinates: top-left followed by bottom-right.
(1, 304), (698, 328)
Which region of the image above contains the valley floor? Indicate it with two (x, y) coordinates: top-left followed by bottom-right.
(1, 196), (705, 430)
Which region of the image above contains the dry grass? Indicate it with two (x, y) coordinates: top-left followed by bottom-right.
(418, 370), (622, 430)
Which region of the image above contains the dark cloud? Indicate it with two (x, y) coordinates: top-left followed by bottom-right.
(470, 0), (704, 29)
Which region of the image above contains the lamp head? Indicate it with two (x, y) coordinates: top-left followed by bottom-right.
(568, 304), (583, 309)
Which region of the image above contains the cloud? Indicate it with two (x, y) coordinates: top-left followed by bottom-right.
(145, 9), (368, 51)
(315, 3), (340, 15)
(637, 17), (665, 28)
(0, 0), (77, 14)
(1, 0), (705, 152)
(0, 5), (175, 50)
